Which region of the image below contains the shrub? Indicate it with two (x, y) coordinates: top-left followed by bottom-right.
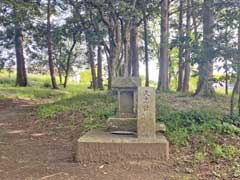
(43, 82), (51, 88)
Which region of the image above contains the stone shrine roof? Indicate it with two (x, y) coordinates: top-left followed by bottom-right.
(111, 77), (141, 88)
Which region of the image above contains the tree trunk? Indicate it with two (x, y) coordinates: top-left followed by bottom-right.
(107, 65), (112, 90)
(224, 28), (229, 95)
(230, 77), (239, 116)
(63, 37), (77, 88)
(87, 42), (97, 90)
(15, 26), (27, 87)
(47, 0), (58, 89)
(130, 18), (139, 77)
(191, 0), (199, 41)
(237, 21), (240, 115)
(123, 26), (130, 77)
(144, 11), (149, 87)
(193, 0), (214, 96)
(168, 53), (172, 88)
(225, 62), (228, 95)
(110, 22), (122, 79)
(97, 44), (104, 90)
(58, 68), (62, 84)
(183, 0), (191, 92)
(177, 0), (184, 91)
(157, 0), (169, 91)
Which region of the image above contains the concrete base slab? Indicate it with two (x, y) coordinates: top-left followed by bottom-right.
(76, 129), (169, 163)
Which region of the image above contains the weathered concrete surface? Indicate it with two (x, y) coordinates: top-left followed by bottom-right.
(107, 117), (137, 131)
(76, 129), (169, 163)
(137, 87), (156, 138)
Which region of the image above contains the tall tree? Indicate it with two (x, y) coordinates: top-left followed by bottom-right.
(182, 0), (191, 92)
(158, 0), (169, 91)
(1, 1), (40, 86)
(193, 0), (215, 96)
(87, 42), (97, 90)
(63, 33), (77, 88)
(97, 44), (104, 90)
(230, 21), (240, 116)
(15, 26), (27, 86)
(177, 0), (184, 91)
(47, 0), (58, 89)
(143, 10), (149, 86)
(130, 18), (139, 77)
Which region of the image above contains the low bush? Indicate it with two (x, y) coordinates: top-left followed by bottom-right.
(157, 110), (240, 146)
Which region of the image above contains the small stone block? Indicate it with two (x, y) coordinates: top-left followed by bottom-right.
(156, 123), (166, 132)
(106, 117), (137, 131)
(76, 129), (169, 163)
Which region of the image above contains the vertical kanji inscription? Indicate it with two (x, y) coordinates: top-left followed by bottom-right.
(137, 87), (156, 138)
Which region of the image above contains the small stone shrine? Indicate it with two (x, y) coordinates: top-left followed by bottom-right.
(76, 77), (169, 162)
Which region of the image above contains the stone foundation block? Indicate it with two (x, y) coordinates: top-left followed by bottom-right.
(76, 129), (169, 163)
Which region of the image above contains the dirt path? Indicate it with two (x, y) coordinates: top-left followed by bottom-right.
(0, 100), (195, 180)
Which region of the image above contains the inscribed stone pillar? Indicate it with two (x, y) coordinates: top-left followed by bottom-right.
(137, 87), (156, 138)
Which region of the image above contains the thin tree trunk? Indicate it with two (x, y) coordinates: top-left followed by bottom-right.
(168, 53), (172, 88)
(87, 42), (97, 90)
(177, 0), (184, 91)
(237, 21), (240, 115)
(183, 0), (191, 92)
(157, 0), (169, 91)
(97, 44), (104, 90)
(47, 0), (58, 89)
(15, 26), (27, 87)
(225, 62), (228, 95)
(108, 65), (112, 90)
(223, 28), (229, 95)
(230, 77), (239, 116)
(63, 37), (77, 88)
(144, 11), (149, 87)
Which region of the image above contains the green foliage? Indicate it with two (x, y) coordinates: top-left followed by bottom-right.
(158, 109), (240, 146)
(166, 128), (189, 146)
(43, 82), (52, 88)
(194, 151), (205, 162)
(219, 122), (240, 136)
(211, 144), (225, 160)
(222, 145), (239, 161)
(211, 144), (239, 161)
(158, 110), (215, 146)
